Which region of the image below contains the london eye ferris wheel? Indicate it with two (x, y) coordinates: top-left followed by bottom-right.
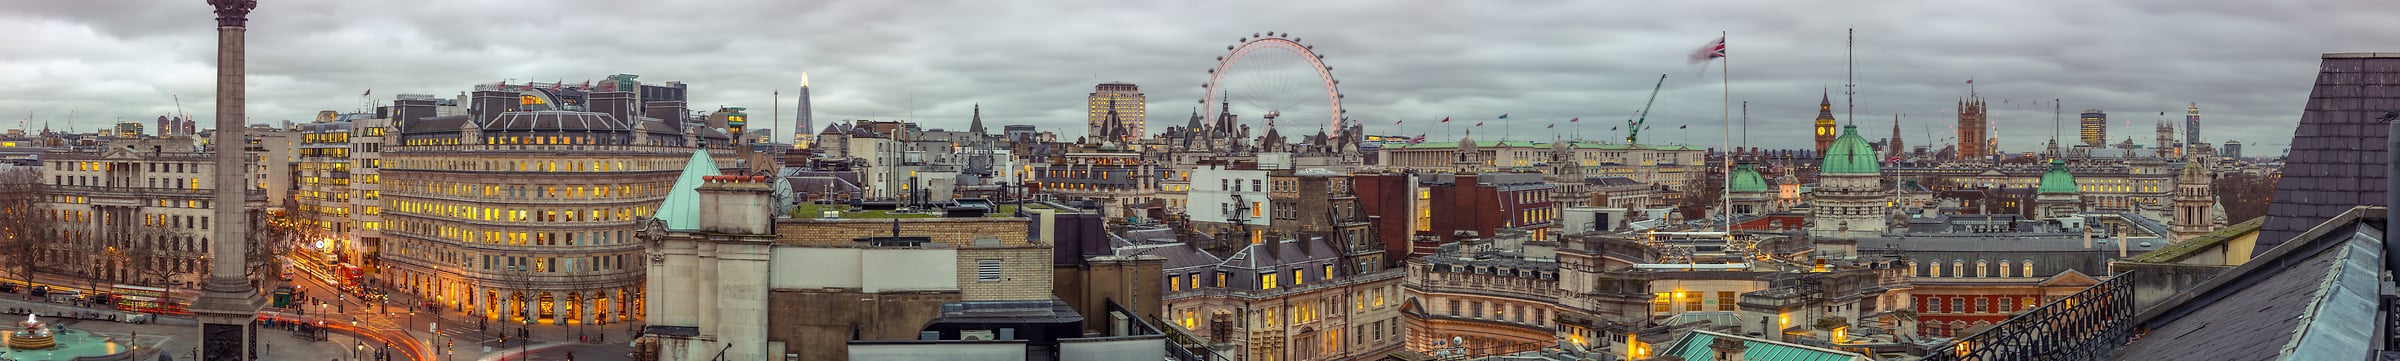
(1201, 32), (1347, 137)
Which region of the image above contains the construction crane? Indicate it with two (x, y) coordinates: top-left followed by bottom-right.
(1626, 74), (1666, 144)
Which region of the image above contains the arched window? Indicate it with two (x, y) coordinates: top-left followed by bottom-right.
(1927, 260), (1942, 278)
(1952, 261), (1964, 278)
(2023, 260), (2035, 277)
(1976, 260), (1989, 277)
(1998, 261), (2013, 277)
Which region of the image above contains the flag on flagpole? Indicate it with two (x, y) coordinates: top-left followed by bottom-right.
(1395, 119), (1403, 125)
(362, 89), (371, 97)
(1440, 117), (1451, 123)
(1610, 126), (1618, 130)
(1546, 124), (1555, 129)
(1688, 36), (1727, 64)
(1413, 133), (1426, 142)
(1569, 117), (1579, 123)
(1965, 79), (1974, 85)
(1497, 114), (1509, 119)
(1679, 125), (1688, 129)
(1475, 122), (1484, 127)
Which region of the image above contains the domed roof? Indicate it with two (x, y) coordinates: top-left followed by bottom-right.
(1728, 164), (1769, 193)
(2038, 159), (2079, 194)
(1819, 125), (1881, 174)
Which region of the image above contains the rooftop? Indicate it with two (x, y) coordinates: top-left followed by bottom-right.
(788, 202), (1027, 219)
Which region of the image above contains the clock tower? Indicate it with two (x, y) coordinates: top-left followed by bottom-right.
(1813, 90), (1838, 154)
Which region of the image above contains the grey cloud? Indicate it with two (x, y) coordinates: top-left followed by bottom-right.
(3, 0), (2395, 155)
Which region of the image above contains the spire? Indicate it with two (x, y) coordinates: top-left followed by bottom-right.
(1819, 89), (1833, 116)
(1890, 114), (1905, 159)
(1103, 98), (1122, 143)
(968, 103), (986, 135)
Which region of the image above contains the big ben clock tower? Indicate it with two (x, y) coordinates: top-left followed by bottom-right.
(1813, 90), (1838, 154)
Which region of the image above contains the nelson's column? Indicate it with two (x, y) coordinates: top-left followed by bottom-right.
(191, 1), (266, 360)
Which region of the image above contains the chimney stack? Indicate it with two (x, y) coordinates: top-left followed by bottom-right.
(698, 175), (776, 235)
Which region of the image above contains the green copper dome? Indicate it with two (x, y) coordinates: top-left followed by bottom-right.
(1818, 125), (1880, 174)
(2037, 159), (2079, 194)
(1728, 164), (1769, 193)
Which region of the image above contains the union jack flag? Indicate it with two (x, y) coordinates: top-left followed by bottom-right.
(1688, 36), (1726, 64)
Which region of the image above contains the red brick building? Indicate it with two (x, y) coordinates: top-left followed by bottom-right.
(1354, 173), (1426, 261)
(1424, 173), (1556, 250)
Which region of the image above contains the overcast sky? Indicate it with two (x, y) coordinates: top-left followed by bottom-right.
(4, 0), (2394, 155)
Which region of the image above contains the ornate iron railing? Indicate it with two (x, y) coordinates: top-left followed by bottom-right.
(1923, 272), (2137, 361)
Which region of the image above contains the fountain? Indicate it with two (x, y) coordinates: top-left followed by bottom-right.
(5, 315), (49, 349)
(0, 314), (132, 361)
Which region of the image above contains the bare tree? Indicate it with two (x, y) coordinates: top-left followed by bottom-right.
(0, 168), (56, 287)
(245, 211), (297, 289)
(128, 225), (199, 307)
(2212, 172), (2278, 222)
(1674, 172), (1725, 221)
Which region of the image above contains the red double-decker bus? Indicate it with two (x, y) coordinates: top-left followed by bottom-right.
(335, 263), (366, 294)
(110, 284), (189, 315)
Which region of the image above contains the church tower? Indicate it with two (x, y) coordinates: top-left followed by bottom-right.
(1814, 90), (1838, 153)
(2171, 157), (2215, 240)
(1888, 115), (1906, 160)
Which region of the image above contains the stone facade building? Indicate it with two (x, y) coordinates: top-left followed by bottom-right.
(38, 137), (267, 290)
(381, 85), (731, 327)
(1808, 125), (1889, 239)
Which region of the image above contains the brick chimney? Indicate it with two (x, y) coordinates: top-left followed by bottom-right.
(698, 175), (776, 235)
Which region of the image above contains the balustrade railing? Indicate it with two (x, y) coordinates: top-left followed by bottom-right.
(1922, 272), (2137, 361)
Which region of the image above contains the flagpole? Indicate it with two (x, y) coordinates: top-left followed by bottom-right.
(1720, 30), (1732, 233)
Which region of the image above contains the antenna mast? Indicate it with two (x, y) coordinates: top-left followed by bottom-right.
(2052, 98), (2062, 157)
(1845, 27), (1855, 127)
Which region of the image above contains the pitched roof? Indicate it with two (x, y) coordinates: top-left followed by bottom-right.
(651, 149), (723, 231)
(2258, 52), (2400, 255)
(1663, 329), (1867, 361)
(2113, 206), (2384, 361)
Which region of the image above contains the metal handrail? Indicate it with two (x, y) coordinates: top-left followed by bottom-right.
(1921, 271), (2137, 361)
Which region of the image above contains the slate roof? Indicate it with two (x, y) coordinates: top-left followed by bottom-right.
(1586, 176), (1644, 187)
(2113, 206), (2385, 361)
(482, 110), (638, 132)
(2258, 52), (2400, 255)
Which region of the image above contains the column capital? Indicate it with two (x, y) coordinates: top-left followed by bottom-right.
(208, 0), (256, 27)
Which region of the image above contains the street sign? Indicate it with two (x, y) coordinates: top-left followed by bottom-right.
(429, 322), (437, 333)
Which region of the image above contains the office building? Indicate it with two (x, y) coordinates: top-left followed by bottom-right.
(1087, 82), (1145, 143)
(2079, 109), (2108, 147)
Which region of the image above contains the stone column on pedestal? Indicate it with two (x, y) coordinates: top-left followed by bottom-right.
(190, 2), (266, 361)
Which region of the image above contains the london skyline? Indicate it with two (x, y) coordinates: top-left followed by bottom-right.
(4, 0), (2390, 154)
